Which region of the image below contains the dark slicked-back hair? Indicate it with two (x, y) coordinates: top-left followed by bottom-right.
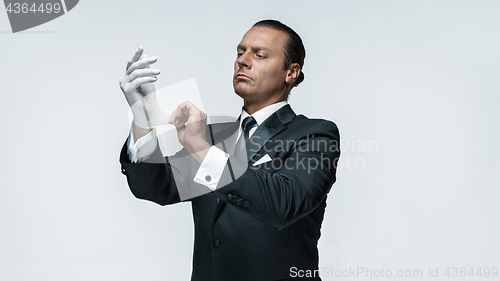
(253, 19), (306, 88)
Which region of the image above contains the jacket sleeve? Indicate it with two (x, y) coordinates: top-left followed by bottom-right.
(119, 138), (183, 205)
(119, 125), (221, 205)
(212, 120), (341, 230)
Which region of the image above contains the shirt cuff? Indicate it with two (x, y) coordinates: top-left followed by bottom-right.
(127, 125), (158, 163)
(193, 146), (230, 191)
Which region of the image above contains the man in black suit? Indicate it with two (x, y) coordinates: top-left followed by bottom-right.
(119, 20), (340, 281)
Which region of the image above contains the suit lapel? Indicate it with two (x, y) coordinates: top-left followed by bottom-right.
(247, 104), (296, 163)
(209, 119), (240, 146)
(212, 104), (296, 225)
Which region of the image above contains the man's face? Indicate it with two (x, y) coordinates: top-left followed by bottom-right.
(233, 27), (289, 103)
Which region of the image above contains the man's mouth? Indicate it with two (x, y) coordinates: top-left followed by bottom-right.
(235, 73), (251, 80)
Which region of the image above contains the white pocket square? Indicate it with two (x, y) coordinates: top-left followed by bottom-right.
(253, 154), (272, 166)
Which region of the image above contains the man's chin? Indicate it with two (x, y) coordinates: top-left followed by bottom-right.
(234, 90), (246, 99)
(233, 84), (252, 98)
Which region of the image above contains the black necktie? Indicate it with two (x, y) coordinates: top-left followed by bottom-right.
(242, 116), (257, 147)
(235, 116), (257, 161)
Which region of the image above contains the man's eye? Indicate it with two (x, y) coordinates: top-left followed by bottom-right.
(256, 54), (265, 58)
(237, 52), (244, 57)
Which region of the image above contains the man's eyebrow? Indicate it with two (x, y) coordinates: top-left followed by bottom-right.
(237, 44), (274, 53)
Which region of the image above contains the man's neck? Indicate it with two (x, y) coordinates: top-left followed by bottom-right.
(243, 95), (288, 115)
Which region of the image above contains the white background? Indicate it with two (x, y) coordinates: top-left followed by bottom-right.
(1, 0), (499, 280)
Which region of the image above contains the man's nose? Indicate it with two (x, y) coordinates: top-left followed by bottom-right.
(236, 52), (251, 68)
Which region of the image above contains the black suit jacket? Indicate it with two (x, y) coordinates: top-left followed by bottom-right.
(119, 105), (340, 281)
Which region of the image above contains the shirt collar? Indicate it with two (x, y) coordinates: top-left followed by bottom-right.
(239, 101), (288, 128)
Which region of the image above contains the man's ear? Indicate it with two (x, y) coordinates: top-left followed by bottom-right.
(285, 63), (300, 85)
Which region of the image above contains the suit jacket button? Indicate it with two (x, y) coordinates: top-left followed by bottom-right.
(231, 195), (238, 203)
(243, 201), (250, 208)
(213, 239), (220, 248)
(227, 194), (232, 201)
(236, 198), (243, 206)
(121, 167), (126, 175)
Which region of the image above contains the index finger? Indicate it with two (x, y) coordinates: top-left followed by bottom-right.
(126, 46), (144, 70)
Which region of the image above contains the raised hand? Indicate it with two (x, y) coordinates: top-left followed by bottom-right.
(119, 46), (170, 129)
(120, 46), (160, 106)
(169, 101), (210, 163)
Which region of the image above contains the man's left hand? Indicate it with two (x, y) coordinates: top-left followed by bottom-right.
(169, 101), (211, 163)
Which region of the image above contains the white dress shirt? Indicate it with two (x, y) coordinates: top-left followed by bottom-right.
(127, 101), (288, 191)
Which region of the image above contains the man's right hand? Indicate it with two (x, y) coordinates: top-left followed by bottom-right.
(120, 46), (163, 142)
(119, 46), (161, 107)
